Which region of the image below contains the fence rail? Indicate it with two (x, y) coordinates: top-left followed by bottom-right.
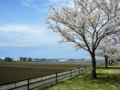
(0, 62), (105, 90)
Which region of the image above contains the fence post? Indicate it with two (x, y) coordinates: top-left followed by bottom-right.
(27, 77), (29, 90)
(70, 70), (71, 77)
(56, 73), (57, 82)
(15, 82), (16, 88)
(79, 68), (80, 74)
(82, 67), (83, 72)
(70, 70), (72, 77)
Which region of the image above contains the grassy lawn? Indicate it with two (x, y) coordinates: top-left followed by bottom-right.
(35, 62), (120, 90)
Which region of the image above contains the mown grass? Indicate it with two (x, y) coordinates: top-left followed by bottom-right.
(35, 62), (120, 90)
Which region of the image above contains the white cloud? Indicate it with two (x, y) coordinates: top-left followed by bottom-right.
(0, 24), (62, 46)
(22, 2), (31, 6)
(21, 0), (73, 13)
(0, 24), (44, 33)
(48, 0), (73, 7)
(48, 0), (71, 3)
(27, 0), (34, 2)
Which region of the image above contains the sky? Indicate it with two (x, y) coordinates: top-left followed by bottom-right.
(0, 0), (98, 59)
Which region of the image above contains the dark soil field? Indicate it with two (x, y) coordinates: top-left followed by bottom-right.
(0, 62), (90, 84)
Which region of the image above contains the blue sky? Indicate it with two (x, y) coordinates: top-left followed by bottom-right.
(0, 0), (94, 59)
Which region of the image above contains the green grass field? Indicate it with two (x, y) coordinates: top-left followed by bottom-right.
(35, 62), (120, 90)
(0, 62), (89, 84)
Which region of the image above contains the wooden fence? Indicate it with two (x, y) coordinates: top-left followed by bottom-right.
(0, 62), (105, 90)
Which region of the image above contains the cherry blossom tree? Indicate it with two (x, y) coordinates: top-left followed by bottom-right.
(95, 37), (120, 68)
(111, 50), (120, 61)
(45, 0), (120, 79)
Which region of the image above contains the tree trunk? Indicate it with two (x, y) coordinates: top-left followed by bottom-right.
(104, 55), (108, 68)
(91, 53), (97, 79)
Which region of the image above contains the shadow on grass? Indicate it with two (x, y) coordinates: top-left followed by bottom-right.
(82, 71), (120, 87)
(95, 73), (120, 86)
(63, 72), (120, 88)
(97, 67), (120, 69)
